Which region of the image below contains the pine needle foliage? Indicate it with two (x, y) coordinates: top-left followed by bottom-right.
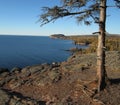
(39, 0), (101, 26)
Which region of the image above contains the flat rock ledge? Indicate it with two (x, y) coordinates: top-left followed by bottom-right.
(0, 51), (120, 105)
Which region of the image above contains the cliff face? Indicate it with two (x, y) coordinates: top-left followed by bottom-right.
(50, 34), (66, 39)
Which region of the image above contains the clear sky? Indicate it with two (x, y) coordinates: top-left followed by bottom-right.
(0, 0), (120, 36)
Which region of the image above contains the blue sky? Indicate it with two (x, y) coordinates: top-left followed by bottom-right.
(0, 0), (120, 36)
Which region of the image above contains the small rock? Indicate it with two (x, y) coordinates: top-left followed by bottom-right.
(11, 67), (21, 74)
(52, 62), (60, 68)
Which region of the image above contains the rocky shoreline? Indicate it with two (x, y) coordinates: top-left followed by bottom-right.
(0, 51), (120, 105)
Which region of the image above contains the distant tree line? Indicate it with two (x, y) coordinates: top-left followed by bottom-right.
(69, 35), (120, 54)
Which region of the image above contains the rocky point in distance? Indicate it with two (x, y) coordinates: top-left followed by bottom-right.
(50, 34), (66, 39)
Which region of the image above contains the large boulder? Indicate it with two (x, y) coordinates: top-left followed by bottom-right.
(20, 64), (48, 78)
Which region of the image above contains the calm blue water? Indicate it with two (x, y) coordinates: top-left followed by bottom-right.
(0, 35), (86, 70)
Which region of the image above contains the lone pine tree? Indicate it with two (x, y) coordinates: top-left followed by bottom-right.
(39, 0), (120, 92)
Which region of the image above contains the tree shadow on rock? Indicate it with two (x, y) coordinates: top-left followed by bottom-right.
(109, 78), (120, 85)
(2, 88), (46, 105)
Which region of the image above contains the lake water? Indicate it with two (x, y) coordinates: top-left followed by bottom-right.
(0, 35), (86, 69)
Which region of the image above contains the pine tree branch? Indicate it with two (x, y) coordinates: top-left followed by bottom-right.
(40, 8), (96, 26)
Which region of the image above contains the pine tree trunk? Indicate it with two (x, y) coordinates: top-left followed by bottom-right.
(97, 0), (107, 92)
